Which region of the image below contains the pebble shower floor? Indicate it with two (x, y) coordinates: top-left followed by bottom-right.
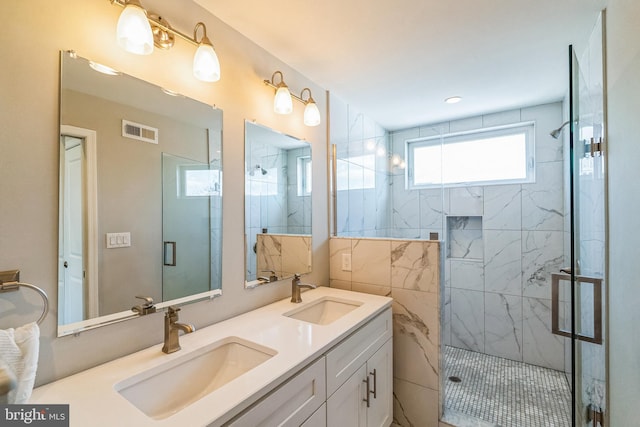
(443, 346), (572, 427)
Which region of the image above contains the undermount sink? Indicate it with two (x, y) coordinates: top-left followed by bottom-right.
(115, 336), (276, 420)
(284, 296), (363, 325)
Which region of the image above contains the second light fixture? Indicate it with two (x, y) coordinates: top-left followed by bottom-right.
(264, 71), (321, 126)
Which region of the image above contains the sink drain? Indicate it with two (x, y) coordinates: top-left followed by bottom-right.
(448, 376), (462, 383)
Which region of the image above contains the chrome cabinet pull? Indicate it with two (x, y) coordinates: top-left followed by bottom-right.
(369, 369), (377, 399)
(362, 376), (371, 408)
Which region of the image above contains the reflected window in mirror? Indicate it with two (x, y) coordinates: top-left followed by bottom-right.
(57, 51), (223, 336)
(244, 121), (312, 287)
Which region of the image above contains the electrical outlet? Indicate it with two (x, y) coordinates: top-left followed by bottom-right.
(341, 253), (352, 272)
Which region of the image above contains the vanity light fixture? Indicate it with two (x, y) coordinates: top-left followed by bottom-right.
(89, 61), (121, 76)
(264, 71), (322, 126)
(300, 88), (321, 127)
(265, 71), (293, 114)
(111, 0), (221, 82)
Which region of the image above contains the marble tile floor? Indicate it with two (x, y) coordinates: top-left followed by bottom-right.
(442, 346), (571, 427)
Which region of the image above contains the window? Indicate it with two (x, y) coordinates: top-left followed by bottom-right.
(180, 165), (221, 197)
(297, 156), (312, 196)
(407, 123), (535, 188)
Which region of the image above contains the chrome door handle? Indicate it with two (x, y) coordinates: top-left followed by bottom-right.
(551, 273), (603, 345)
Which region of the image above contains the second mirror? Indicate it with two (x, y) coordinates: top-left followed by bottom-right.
(244, 121), (312, 287)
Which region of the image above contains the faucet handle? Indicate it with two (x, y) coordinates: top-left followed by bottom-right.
(135, 295), (154, 308)
(167, 306), (181, 316)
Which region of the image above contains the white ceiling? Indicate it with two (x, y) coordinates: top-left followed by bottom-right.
(194, 0), (606, 131)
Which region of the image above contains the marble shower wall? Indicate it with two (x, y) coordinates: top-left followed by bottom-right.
(329, 94), (392, 237)
(330, 237), (442, 427)
(389, 102), (568, 371)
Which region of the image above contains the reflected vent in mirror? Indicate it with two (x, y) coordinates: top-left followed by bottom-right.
(122, 119), (159, 144)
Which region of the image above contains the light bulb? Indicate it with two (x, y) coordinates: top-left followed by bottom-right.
(116, 1), (153, 55)
(274, 85), (293, 114)
(303, 99), (321, 126)
(193, 41), (220, 82)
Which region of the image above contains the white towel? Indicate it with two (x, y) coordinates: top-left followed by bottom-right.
(0, 322), (40, 403)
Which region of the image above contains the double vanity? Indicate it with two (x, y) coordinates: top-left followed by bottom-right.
(31, 287), (392, 426)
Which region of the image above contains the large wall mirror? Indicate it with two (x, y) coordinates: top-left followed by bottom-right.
(58, 51), (223, 336)
(244, 121), (312, 287)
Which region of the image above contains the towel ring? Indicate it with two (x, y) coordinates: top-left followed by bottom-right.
(0, 281), (49, 325)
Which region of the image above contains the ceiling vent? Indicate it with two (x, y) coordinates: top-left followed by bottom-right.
(122, 119), (158, 144)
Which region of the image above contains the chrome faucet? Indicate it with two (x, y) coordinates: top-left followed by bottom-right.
(291, 273), (316, 303)
(162, 306), (195, 354)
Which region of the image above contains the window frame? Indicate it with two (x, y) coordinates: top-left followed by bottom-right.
(405, 122), (536, 190)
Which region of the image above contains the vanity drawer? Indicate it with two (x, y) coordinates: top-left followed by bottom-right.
(226, 356), (326, 427)
(325, 307), (392, 396)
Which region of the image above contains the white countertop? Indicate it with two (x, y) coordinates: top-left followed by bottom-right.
(30, 287), (392, 427)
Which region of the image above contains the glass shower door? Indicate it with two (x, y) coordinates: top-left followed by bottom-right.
(567, 24), (607, 426)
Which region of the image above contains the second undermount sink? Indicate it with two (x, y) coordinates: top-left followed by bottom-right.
(115, 336), (276, 420)
(284, 296), (363, 325)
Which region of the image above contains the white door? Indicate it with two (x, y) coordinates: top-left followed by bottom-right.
(61, 136), (85, 323)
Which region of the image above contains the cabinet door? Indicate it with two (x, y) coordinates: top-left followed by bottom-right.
(227, 357), (325, 427)
(327, 365), (367, 427)
(366, 339), (393, 427)
(301, 403), (326, 427)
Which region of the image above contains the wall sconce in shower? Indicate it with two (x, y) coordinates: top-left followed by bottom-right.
(264, 71), (321, 126)
(111, 0), (221, 82)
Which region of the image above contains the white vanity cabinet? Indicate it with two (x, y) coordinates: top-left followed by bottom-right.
(226, 307), (393, 427)
(225, 357), (326, 427)
(326, 339), (392, 427)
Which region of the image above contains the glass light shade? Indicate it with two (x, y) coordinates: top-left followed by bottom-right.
(274, 86), (293, 114)
(116, 3), (153, 55)
(193, 43), (221, 82)
(303, 101), (321, 126)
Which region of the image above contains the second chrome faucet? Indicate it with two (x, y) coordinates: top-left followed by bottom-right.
(291, 273), (316, 303)
(162, 306), (195, 354)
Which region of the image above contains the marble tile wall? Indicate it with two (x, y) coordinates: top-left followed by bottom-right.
(330, 237), (442, 427)
(387, 102), (567, 371)
(255, 234), (311, 280)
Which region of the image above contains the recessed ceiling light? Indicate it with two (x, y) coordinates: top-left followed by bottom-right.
(445, 96), (462, 104)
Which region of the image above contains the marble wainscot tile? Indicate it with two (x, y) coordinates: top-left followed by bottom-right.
(329, 279), (352, 291)
(391, 240), (440, 293)
(392, 288), (440, 390)
(393, 378), (440, 427)
(256, 234), (282, 277)
(483, 230), (522, 296)
(482, 184), (522, 230)
(523, 297), (565, 370)
(450, 288), (485, 353)
(450, 259), (484, 292)
(522, 230), (564, 299)
(443, 287), (452, 346)
(484, 292), (523, 361)
(521, 161), (564, 231)
(392, 175), (421, 230)
(329, 238), (352, 282)
(352, 281), (391, 297)
(352, 239), (391, 286)
(280, 235), (311, 277)
(419, 189), (446, 230)
(449, 187), (483, 216)
(447, 217), (483, 260)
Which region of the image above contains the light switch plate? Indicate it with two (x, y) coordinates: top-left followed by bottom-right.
(106, 232), (131, 249)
